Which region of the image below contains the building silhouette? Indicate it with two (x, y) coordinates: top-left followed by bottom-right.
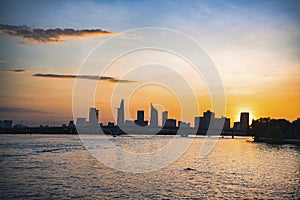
(117, 99), (125, 126)
(223, 117), (230, 131)
(108, 122), (114, 127)
(150, 103), (158, 127)
(68, 120), (75, 128)
(76, 118), (87, 127)
(0, 120), (12, 128)
(215, 116), (230, 131)
(161, 111), (176, 128)
(240, 112), (249, 133)
(178, 121), (190, 128)
(134, 110), (148, 127)
(164, 119), (176, 129)
(71, 103), (252, 136)
(194, 117), (201, 129)
(162, 111), (168, 127)
(195, 110), (215, 130)
(89, 107), (99, 126)
(194, 111), (232, 134)
(203, 110), (215, 129)
(233, 121), (241, 131)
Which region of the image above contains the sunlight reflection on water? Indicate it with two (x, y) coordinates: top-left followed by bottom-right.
(0, 134), (299, 199)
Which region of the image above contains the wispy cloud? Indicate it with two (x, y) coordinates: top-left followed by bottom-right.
(0, 107), (54, 114)
(0, 59), (7, 63)
(33, 73), (136, 83)
(0, 68), (28, 73)
(0, 24), (114, 43)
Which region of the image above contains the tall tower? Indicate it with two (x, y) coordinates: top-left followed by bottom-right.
(134, 110), (148, 127)
(150, 103), (158, 127)
(162, 111), (168, 127)
(89, 107), (99, 126)
(203, 110), (215, 129)
(240, 112), (249, 133)
(137, 110), (144, 122)
(117, 99), (125, 126)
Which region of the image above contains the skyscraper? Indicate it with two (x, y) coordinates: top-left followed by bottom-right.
(134, 110), (148, 127)
(223, 117), (230, 131)
(194, 116), (201, 129)
(150, 103), (158, 127)
(162, 111), (168, 127)
(89, 107), (99, 126)
(202, 110), (215, 129)
(240, 112), (249, 133)
(117, 99), (125, 126)
(137, 110), (144, 122)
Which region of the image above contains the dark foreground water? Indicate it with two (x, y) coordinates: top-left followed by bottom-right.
(0, 134), (299, 199)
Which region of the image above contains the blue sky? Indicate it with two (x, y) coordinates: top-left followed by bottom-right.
(1, 0), (299, 31)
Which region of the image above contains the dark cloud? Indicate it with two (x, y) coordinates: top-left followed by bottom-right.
(33, 73), (136, 83)
(0, 68), (28, 73)
(13, 69), (27, 72)
(0, 24), (112, 43)
(0, 107), (53, 114)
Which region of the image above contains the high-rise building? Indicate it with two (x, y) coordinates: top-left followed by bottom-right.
(89, 107), (99, 126)
(240, 112), (249, 133)
(134, 110), (148, 127)
(137, 110), (144, 122)
(224, 117), (230, 131)
(117, 99), (125, 126)
(150, 103), (158, 127)
(194, 117), (201, 129)
(162, 111), (168, 127)
(202, 110), (215, 129)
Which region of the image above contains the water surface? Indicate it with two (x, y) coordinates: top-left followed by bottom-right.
(0, 134), (299, 199)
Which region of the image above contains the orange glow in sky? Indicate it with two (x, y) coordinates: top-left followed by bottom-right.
(0, 1), (299, 126)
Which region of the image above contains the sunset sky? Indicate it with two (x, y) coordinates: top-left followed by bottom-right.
(0, 0), (299, 126)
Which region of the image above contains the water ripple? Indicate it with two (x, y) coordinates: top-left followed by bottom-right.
(0, 135), (299, 199)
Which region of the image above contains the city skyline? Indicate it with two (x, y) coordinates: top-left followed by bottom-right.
(77, 99), (247, 130)
(0, 99), (298, 128)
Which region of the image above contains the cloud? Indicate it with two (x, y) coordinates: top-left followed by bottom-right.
(0, 59), (7, 63)
(0, 107), (53, 114)
(33, 73), (136, 83)
(0, 24), (113, 43)
(0, 68), (28, 73)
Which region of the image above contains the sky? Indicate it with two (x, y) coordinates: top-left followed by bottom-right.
(0, 0), (299, 126)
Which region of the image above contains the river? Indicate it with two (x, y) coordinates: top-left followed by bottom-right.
(0, 134), (299, 199)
